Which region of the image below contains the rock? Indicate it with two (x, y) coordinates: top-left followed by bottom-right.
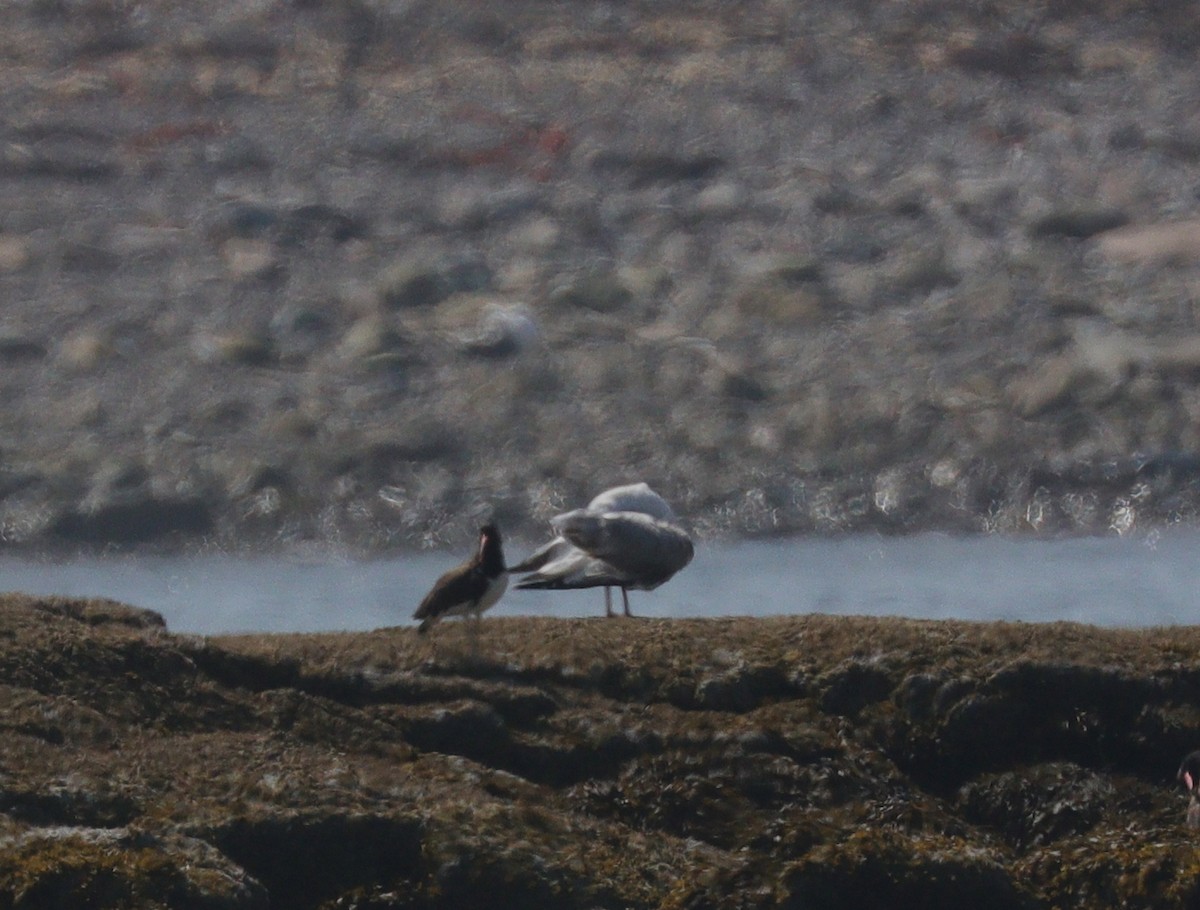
(336, 318), (408, 361)
(958, 762), (1116, 848)
(455, 302), (539, 358)
(0, 235), (31, 272)
(0, 335), (48, 363)
(781, 829), (1039, 910)
(193, 332), (275, 366)
(947, 33), (1077, 79)
(0, 141), (119, 181)
(31, 595), (165, 630)
(268, 304), (333, 357)
(109, 223), (186, 259)
(0, 827), (269, 910)
(449, 255), (495, 295)
(819, 658), (894, 716)
(1096, 220), (1200, 265)
(720, 367), (768, 401)
(1008, 329), (1148, 416)
(221, 238), (283, 281)
(1107, 123), (1145, 151)
(589, 149), (725, 186)
(211, 203), (280, 240)
(1008, 354), (1089, 416)
(748, 253), (824, 286)
(730, 254), (830, 327)
(692, 180), (745, 217)
(1015, 825), (1200, 909)
(1153, 335), (1200, 374)
(228, 463), (293, 497)
(57, 331), (115, 371)
(0, 601), (1198, 907)
(888, 252), (960, 296)
(280, 204), (367, 245)
(547, 270), (633, 313)
(204, 137), (272, 172)
(508, 215), (562, 253)
(1150, 131), (1200, 162)
(437, 182), (543, 230)
(377, 254), (493, 310)
(1029, 209), (1129, 240)
(377, 261), (452, 310)
(732, 280), (830, 327)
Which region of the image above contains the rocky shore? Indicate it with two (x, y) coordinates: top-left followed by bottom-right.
(3, 0), (1200, 552)
(2, 593), (1200, 908)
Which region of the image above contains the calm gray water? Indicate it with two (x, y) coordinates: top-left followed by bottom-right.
(2, 530), (1197, 635)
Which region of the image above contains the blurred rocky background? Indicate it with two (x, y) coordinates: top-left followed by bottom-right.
(4, 0), (1200, 551)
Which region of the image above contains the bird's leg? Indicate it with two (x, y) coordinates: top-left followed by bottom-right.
(421, 624), (441, 663)
(467, 611), (485, 657)
(604, 586), (615, 618)
(622, 587), (633, 617)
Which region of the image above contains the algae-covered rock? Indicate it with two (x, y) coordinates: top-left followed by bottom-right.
(1016, 825), (1200, 910)
(780, 829), (1039, 910)
(0, 598), (1199, 909)
(957, 762), (1119, 848)
(0, 827), (268, 910)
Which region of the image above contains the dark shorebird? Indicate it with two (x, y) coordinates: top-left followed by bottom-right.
(413, 523), (508, 634)
(511, 483), (693, 617)
(1179, 750), (1200, 828)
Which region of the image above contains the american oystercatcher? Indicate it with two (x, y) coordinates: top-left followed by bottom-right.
(414, 523), (508, 634)
(512, 483), (693, 617)
(1179, 750), (1200, 828)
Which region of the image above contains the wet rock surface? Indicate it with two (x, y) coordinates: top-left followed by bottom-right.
(2, 593), (1200, 908)
(4, 0), (1200, 552)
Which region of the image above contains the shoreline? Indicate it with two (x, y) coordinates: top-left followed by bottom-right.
(0, 529), (1194, 635)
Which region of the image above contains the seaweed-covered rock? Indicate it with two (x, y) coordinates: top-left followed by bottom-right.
(1016, 826), (1200, 910)
(0, 598), (1198, 909)
(780, 830), (1039, 910)
(957, 762), (1118, 848)
(0, 827), (268, 910)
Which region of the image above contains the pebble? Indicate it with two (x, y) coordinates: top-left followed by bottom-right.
(58, 332), (115, 371)
(0, 235), (31, 272)
(221, 238), (282, 281)
(1096, 220), (1200, 265)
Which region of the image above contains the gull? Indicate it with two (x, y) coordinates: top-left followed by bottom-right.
(512, 483), (693, 617)
(413, 523), (508, 634)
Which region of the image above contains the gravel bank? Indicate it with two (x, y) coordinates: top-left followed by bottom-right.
(4, 0), (1200, 551)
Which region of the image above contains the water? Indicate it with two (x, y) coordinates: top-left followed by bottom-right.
(1, 530), (1197, 635)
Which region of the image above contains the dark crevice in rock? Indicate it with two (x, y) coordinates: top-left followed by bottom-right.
(206, 813), (425, 910)
(0, 786), (140, 828)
